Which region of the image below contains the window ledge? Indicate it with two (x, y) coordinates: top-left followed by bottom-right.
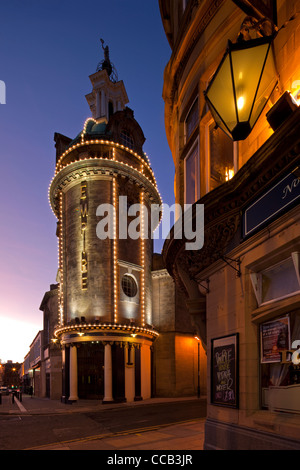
(252, 293), (300, 323)
(251, 409), (300, 440)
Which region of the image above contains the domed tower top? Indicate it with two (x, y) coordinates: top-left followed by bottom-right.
(85, 39), (129, 123)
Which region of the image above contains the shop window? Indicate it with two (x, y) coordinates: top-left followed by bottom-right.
(260, 311), (300, 413)
(185, 97), (199, 143)
(184, 138), (200, 205)
(205, 119), (237, 192)
(251, 253), (300, 307)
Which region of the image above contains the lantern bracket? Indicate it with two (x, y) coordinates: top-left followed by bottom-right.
(238, 16), (277, 41)
(198, 278), (210, 294)
(220, 255), (241, 277)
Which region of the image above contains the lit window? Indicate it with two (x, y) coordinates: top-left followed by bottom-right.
(120, 130), (134, 150)
(251, 255), (300, 307)
(121, 274), (138, 298)
(206, 120), (236, 192)
(184, 139), (200, 205)
(260, 311), (300, 413)
(185, 97), (199, 142)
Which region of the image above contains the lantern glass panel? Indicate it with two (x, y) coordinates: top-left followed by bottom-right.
(231, 43), (270, 122)
(249, 49), (277, 127)
(206, 55), (236, 132)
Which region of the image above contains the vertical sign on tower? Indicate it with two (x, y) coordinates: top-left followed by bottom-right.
(80, 181), (88, 290)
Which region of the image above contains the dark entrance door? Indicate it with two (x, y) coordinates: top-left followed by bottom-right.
(77, 343), (104, 399)
(46, 373), (50, 398)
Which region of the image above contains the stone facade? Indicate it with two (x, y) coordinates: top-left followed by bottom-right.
(39, 285), (62, 400)
(152, 254), (206, 397)
(159, 0), (300, 450)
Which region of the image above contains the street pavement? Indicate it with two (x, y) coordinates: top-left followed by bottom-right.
(0, 393), (206, 450)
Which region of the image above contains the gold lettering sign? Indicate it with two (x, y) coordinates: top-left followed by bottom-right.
(81, 251), (88, 290)
(80, 183), (88, 230)
(80, 182), (88, 289)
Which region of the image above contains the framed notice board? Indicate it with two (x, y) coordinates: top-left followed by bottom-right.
(260, 316), (290, 363)
(211, 333), (239, 408)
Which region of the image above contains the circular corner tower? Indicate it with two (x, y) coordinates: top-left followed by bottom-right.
(49, 43), (162, 402)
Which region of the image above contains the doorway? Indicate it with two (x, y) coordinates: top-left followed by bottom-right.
(77, 343), (104, 399)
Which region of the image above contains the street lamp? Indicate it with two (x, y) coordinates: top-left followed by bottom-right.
(194, 336), (200, 399)
(204, 35), (277, 141)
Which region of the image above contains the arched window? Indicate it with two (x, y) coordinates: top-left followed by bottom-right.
(108, 101), (114, 119)
(184, 97), (199, 143)
(120, 130), (134, 150)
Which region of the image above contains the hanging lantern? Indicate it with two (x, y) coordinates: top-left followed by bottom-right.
(204, 35), (277, 141)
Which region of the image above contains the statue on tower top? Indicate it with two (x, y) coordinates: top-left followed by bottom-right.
(97, 38), (118, 83)
(100, 39), (110, 62)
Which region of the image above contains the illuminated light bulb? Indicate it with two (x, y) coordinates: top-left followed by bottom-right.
(225, 168), (235, 182)
(291, 87), (300, 105)
(237, 96), (245, 111)
(228, 169), (234, 180)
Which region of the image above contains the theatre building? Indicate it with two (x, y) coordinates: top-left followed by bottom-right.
(160, 0), (300, 449)
(47, 43), (201, 403)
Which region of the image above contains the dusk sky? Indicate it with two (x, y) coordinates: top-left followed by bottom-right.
(0, 1), (174, 363)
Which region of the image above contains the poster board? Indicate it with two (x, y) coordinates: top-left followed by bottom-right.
(211, 333), (239, 408)
(260, 315), (290, 363)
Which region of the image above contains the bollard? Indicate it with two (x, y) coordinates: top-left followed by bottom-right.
(19, 392), (22, 402)
(0, 393), (2, 405)
(11, 392), (14, 404)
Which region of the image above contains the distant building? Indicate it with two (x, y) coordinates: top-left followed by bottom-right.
(21, 353), (30, 393)
(28, 331), (42, 396)
(1, 361), (21, 389)
(39, 284), (61, 399)
(152, 254), (206, 398)
(19, 286), (61, 398)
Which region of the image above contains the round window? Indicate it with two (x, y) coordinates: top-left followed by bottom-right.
(122, 274), (138, 298)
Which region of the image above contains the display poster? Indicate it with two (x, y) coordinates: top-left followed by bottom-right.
(260, 316), (290, 363)
(211, 333), (239, 408)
